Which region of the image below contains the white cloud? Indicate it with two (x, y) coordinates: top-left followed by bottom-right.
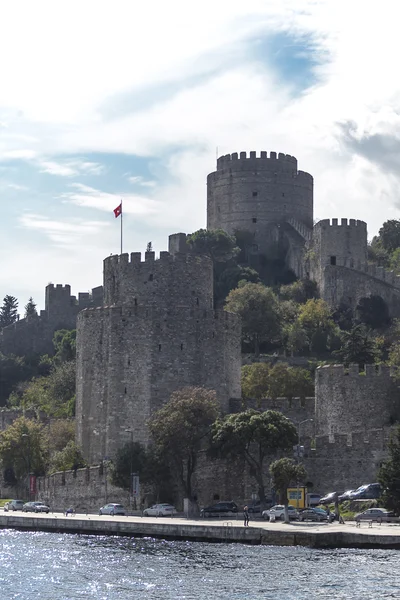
(128, 176), (157, 188)
(18, 213), (107, 247)
(2, 0), (400, 306)
(63, 183), (160, 217)
(38, 159), (104, 176)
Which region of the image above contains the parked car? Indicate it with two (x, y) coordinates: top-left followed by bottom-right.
(98, 503), (126, 516)
(4, 500), (24, 512)
(355, 508), (394, 522)
(143, 503), (177, 517)
(298, 507), (328, 522)
(200, 501), (238, 518)
(306, 493), (322, 507)
(338, 490), (354, 502)
(247, 499), (273, 513)
(350, 483), (382, 500)
(320, 492), (341, 505)
(262, 505), (299, 521)
(23, 501), (50, 513)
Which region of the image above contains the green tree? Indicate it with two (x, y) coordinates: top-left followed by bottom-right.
(110, 441), (148, 489)
(24, 297), (38, 318)
(279, 280), (317, 304)
(241, 363), (314, 401)
(283, 321), (309, 356)
(49, 440), (86, 473)
(241, 363), (271, 402)
(187, 228), (239, 262)
(368, 238), (390, 267)
(47, 419), (75, 454)
(269, 457), (307, 522)
(225, 283), (281, 355)
(210, 410), (298, 508)
(0, 417), (48, 487)
(53, 329), (76, 364)
(0, 295), (19, 328)
(149, 387), (219, 514)
(110, 442), (172, 502)
(333, 324), (381, 366)
(9, 361), (76, 417)
(0, 352), (33, 406)
(389, 248), (400, 274)
(356, 296), (390, 329)
(378, 220), (400, 253)
(297, 299), (336, 353)
(215, 265), (260, 303)
(378, 425), (400, 514)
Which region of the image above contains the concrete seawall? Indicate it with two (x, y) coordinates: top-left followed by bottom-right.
(1, 514), (400, 549)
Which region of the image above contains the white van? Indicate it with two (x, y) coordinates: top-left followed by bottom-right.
(306, 493), (322, 507)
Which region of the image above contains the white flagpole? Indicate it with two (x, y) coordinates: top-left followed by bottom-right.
(120, 198), (123, 255)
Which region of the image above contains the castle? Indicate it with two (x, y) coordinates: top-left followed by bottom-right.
(1, 149), (400, 504)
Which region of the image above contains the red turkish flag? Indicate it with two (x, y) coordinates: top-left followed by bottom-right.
(113, 203), (122, 218)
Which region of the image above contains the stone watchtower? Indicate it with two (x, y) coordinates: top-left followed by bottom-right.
(75, 239), (242, 465)
(308, 219), (368, 307)
(207, 151), (314, 261)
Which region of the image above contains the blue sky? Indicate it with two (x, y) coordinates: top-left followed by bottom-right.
(1, 0), (399, 312)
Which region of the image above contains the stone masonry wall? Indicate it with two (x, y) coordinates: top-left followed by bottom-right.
(103, 252), (213, 309)
(316, 364), (400, 437)
(36, 465), (130, 513)
(76, 305), (241, 465)
(303, 429), (391, 494)
(0, 284), (103, 357)
(207, 151), (313, 258)
(321, 264), (400, 316)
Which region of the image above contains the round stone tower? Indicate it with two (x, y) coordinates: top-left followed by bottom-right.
(76, 248), (242, 465)
(207, 151), (313, 255)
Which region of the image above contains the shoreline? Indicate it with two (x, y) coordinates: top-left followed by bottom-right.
(1, 513), (400, 549)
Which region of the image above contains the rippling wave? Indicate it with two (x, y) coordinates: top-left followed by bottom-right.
(0, 530), (399, 599)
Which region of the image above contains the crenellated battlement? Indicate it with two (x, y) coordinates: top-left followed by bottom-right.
(79, 304), (240, 328)
(104, 250), (211, 269)
(307, 427), (391, 453)
(103, 249), (213, 308)
(315, 218), (367, 230)
(316, 363), (396, 378)
(328, 260), (400, 290)
(229, 396), (315, 415)
(287, 217), (313, 241)
(216, 150), (297, 169)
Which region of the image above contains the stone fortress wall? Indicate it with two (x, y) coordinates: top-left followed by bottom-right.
(76, 236), (242, 465)
(315, 364), (400, 437)
(207, 151), (314, 259)
(0, 283), (103, 357)
(2, 147), (400, 508)
(308, 218), (400, 315)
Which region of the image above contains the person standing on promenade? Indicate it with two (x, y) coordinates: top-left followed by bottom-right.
(243, 506), (250, 527)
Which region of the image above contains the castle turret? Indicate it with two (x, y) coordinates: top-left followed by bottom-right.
(315, 364), (400, 437)
(207, 151), (313, 257)
(76, 243), (242, 464)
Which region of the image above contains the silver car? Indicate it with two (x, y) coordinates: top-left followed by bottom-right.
(99, 503), (126, 516)
(143, 503), (177, 517)
(355, 508), (393, 522)
(262, 505), (299, 521)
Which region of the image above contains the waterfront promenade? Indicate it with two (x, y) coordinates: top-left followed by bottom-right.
(1, 510), (400, 549)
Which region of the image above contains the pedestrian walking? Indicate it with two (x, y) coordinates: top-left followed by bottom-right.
(243, 505), (250, 527)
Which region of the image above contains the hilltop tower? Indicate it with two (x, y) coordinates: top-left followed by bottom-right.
(76, 239), (242, 464)
(207, 151), (313, 264)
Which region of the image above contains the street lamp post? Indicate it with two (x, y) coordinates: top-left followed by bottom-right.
(294, 419), (313, 509)
(21, 433), (31, 501)
(125, 429), (134, 512)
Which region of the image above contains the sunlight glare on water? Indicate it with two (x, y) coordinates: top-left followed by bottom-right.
(0, 530), (399, 599)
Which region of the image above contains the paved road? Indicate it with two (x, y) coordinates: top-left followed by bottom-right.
(2, 509), (399, 537)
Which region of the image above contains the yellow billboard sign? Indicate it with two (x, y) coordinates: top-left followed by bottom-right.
(287, 487), (306, 509)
